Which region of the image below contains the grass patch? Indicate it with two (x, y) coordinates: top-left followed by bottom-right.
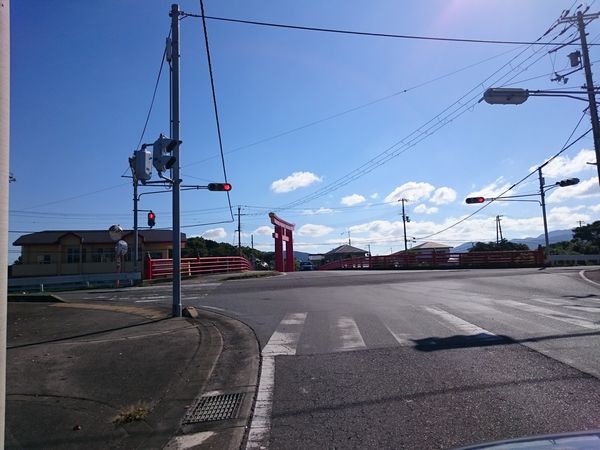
(113, 403), (151, 425)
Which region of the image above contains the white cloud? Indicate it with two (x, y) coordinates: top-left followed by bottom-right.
(466, 177), (512, 199)
(254, 226), (272, 235)
(271, 171), (322, 193)
(201, 228), (227, 239)
(547, 206), (590, 227)
(414, 203), (439, 214)
(370, 193), (379, 199)
(430, 187), (457, 205)
(530, 149), (596, 178)
(546, 177), (599, 203)
(341, 194), (366, 206)
(301, 207), (335, 215)
(298, 223), (334, 237)
(589, 204), (600, 213)
(384, 182), (435, 204)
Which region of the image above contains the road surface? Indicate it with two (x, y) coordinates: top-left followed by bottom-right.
(61, 267), (600, 449)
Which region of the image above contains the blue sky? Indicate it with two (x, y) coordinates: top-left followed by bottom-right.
(9, 0), (600, 260)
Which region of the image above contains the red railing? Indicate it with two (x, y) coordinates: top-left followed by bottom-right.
(318, 249), (545, 270)
(145, 255), (252, 280)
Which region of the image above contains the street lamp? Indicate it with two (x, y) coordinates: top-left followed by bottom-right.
(465, 175), (579, 249)
(483, 86), (600, 186)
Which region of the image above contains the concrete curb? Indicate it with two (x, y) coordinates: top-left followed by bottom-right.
(164, 308), (260, 450)
(579, 269), (600, 288)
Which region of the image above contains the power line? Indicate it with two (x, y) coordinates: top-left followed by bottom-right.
(182, 45), (522, 168)
(199, 0), (234, 223)
(276, 20), (572, 210)
(416, 116), (592, 240)
(183, 13), (597, 47)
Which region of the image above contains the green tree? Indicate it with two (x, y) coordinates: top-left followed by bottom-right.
(469, 239), (529, 252)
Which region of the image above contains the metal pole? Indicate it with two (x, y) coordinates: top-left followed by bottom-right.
(538, 168), (550, 248)
(133, 178), (139, 274)
(0, 0), (9, 441)
(170, 4), (182, 317)
(237, 206), (241, 255)
(495, 216), (499, 244)
(401, 199), (408, 251)
(577, 11), (600, 185)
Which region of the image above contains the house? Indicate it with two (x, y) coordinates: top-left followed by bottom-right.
(324, 244), (368, 263)
(393, 241), (452, 259)
(11, 229), (186, 278)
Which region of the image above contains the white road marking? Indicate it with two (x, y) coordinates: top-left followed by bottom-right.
(381, 320), (412, 346)
(246, 313), (307, 450)
(335, 316), (366, 351)
(580, 269), (600, 288)
(262, 312), (307, 356)
(134, 299), (161, 303)
(424, 306), (496, 337)
(502, 299), (600, 330)
(201, 305), (228, 312)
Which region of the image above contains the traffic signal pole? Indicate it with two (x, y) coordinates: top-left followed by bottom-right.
(133, 177), (139, 273)
(0, 0), (9, 441)
(170, 4), (182, 317)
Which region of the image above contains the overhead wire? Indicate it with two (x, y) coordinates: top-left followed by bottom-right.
(196, 0), (234, 225)
(275, 19), (572, 210)
(415, 111), (591, 240)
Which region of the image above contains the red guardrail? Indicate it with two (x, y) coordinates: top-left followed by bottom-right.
(145, 256), (252, 280)
(318, 249), (545, 270)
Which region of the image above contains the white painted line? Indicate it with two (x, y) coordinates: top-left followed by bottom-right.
(502, 299), (600, 330)
(201, 305), (228, 312)
(246, 313), (307, 450)
(134, 299), (161, 303)
(245, 355), (275, 450)
(335, 316), (366, 351)
(262, 312), (307, 356)
(580, 269), (600, 288)
(381, 320), (412, 346)
(424, 306), (496, 337)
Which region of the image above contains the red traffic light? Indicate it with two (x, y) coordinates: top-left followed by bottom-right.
(465, 197), (486, 204)
(147, 211), (156, 228)
(208, 183), (232, 192)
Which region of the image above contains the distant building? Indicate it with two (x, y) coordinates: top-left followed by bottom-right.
(11, 229), (186, 278)
(393, 241), (452, 259)
(324, 244), (368, 264)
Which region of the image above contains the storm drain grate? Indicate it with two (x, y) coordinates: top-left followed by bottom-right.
(182, 393), (244, 424)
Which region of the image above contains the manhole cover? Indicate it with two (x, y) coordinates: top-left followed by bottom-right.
(182, 393), (244, 424)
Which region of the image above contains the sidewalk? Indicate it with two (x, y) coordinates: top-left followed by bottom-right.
(6, 299), (259, 449)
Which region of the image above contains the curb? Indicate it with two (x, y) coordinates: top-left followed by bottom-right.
(579, 269), (600, 288)
(164, 308), (260, 450)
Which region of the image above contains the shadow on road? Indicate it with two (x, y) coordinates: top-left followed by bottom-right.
(413, 329), (600, 352)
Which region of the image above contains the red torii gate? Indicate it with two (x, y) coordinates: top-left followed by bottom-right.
(269, 212), (295, 272)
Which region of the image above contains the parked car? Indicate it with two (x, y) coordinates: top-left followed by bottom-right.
(299, 261), (314, 271)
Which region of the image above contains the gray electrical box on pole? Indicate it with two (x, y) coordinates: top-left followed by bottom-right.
(134, 149), (153, 182)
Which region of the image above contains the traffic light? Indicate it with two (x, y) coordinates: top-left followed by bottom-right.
(207, 183), (232, 192)
(465, 197), (486, 204)
(152, 134), (178, 174)
(132, 149), (153, 183)
(558, 177), (580, 187)
(147, 210), (156, 228)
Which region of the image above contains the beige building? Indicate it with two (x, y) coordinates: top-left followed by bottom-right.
(11, 229), (186, 278)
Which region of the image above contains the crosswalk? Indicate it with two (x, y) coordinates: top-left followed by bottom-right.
(260, 296), (600, 356)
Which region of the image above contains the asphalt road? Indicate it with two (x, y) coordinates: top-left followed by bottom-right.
(60, 267), (600, 449)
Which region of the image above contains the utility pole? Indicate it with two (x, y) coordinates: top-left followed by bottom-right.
(0, 0), (9, 441)
(577, 11), (600, 185)
(495, 215), (504, 244)
(170, 4), (182, 317)
(133, 176), (139, 273)
(539, 167), (550, 248)
(578, 220), (585, 228)
(400, 198), (409, 251)
(237, 206), (242, 256)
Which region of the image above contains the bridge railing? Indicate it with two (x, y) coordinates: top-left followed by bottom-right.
(318, 249), (545, 270)
(145, 255), (252, 280)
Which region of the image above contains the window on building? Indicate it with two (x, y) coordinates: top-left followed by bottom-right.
(37, 254), (51, 265)
(66, 247), (80, 264)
